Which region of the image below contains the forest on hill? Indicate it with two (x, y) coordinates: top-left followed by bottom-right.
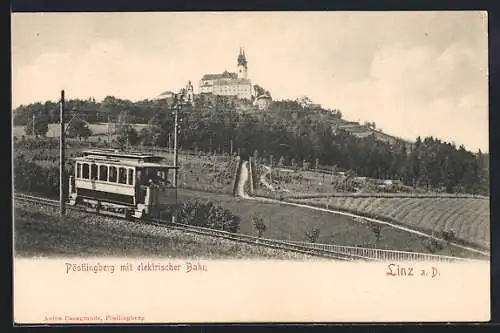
(13, 95), (489, 195)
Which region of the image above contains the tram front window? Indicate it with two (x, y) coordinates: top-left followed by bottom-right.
(150, 168), (170, 186)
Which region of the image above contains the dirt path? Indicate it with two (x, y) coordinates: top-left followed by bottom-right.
(259, 165), (275, 191)
(237, 160), (489, 257)
(236, 161), (251, 199)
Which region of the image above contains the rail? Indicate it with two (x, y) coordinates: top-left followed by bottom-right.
(15, 193), (60, 206)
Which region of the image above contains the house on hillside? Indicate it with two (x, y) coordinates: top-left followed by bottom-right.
(153, 91), (175, 106)
(253, 93), (272, 110)
(153, 81), (195, 106)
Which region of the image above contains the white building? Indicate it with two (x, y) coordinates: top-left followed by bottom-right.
(253, 93), (272, 110)
(199, 48), (253, 100)
(153, 81), (194, 106)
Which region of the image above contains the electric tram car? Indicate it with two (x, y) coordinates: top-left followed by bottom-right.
(68, 149), (178, 219)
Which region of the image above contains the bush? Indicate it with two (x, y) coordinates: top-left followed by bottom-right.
(423, 237), (444, 254)
(252, 215), (267, 237)
(174, 199), (240, 233)
(305, 226), (320, 243)
(14, 154), (70, 197)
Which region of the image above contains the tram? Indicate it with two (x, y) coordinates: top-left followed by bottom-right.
(68, 149), (178, 219)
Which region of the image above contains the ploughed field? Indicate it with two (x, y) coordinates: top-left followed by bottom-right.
(14, 201), (309, 260)
(176, 189), (486, 259)
(286, 196), (490, 250)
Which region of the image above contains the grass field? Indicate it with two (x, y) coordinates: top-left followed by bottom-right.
(176, 189), (485, 259)
(14, 202), (310, 260)
(287, 196), (490, 250)
(13, 123), (149, 139)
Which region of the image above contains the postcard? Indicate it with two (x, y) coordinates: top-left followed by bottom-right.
(12, 11), (490, 324)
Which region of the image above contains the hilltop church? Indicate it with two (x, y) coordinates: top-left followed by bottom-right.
(199, 48), (253, 100)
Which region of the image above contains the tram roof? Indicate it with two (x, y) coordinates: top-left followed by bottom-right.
(73, 152), (177, 168)
(83, 149), (164, 162)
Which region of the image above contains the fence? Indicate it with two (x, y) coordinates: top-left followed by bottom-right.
(286, 193), (489, 200)
(282, 240), (485, 263)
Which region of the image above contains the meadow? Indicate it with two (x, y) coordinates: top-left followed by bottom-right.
(177, 189), (485, 259)
(14, 201), (310, 260)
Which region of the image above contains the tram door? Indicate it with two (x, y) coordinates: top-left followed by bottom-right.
(135, 168), (146, 204)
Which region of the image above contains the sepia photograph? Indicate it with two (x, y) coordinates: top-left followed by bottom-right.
(12, 11), (490, 323)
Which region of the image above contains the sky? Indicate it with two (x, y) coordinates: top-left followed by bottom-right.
(11, 11), (489, 152)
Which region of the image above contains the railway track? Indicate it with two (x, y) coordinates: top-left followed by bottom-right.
(14, 193), (366, 261)
(15, 193), (60, 207)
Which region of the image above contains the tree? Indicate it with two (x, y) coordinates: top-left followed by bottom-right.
(115, 111), (139, 148)
(368, 222), (382, 246)
(423, 237), (444, 254)
(116, 125), (139, 148)
(24, 113), (49, 137)
(305, 226), (321, 243)
(441, 230), (456, 243)
(67, 118), (92, 141)
(278, 156), (285, 167)
(252, 215), (267, 238)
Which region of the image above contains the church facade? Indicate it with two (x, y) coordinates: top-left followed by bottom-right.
(199, 48), (253, 100)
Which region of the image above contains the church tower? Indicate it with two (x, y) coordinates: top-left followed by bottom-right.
(185, 80), (194, 105)
(237, 47), (248, 79)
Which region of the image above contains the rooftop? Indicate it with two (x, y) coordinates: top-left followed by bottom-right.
(74, 155), (177, 169)
(81, 149), (163, 161)
(201, 71), (238, 81)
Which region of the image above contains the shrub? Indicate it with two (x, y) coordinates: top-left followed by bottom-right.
(423, 237), (444, 254)
(305, 226), (320, 243)
(174, 199), (240, 233)
(13, 154), (70, 198)
(252, 215), (267, 238)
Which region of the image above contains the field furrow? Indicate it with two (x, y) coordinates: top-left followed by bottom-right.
(292, 196), (489, 248)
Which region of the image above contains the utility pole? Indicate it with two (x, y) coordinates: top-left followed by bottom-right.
(171, 92), (183, 225)
(107, 112), (111, 144)
(168, 133), (171, 153)
(173, 96), (180, 188)
(59, 90), (66, 217)
(125, 111), (129, 150)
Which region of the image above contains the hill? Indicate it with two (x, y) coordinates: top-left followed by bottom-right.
(13, 95), (489, 196)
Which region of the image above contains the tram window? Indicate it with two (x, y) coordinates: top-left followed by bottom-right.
(118, 167), (127, 184)
(82, 163), (89, 179)
(109, 166), (117, 182)
(76, 163), (81, 178)
(99, 165), (108, 181)
(128, 169), (134, 185)
(91, 164), (98, 180)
